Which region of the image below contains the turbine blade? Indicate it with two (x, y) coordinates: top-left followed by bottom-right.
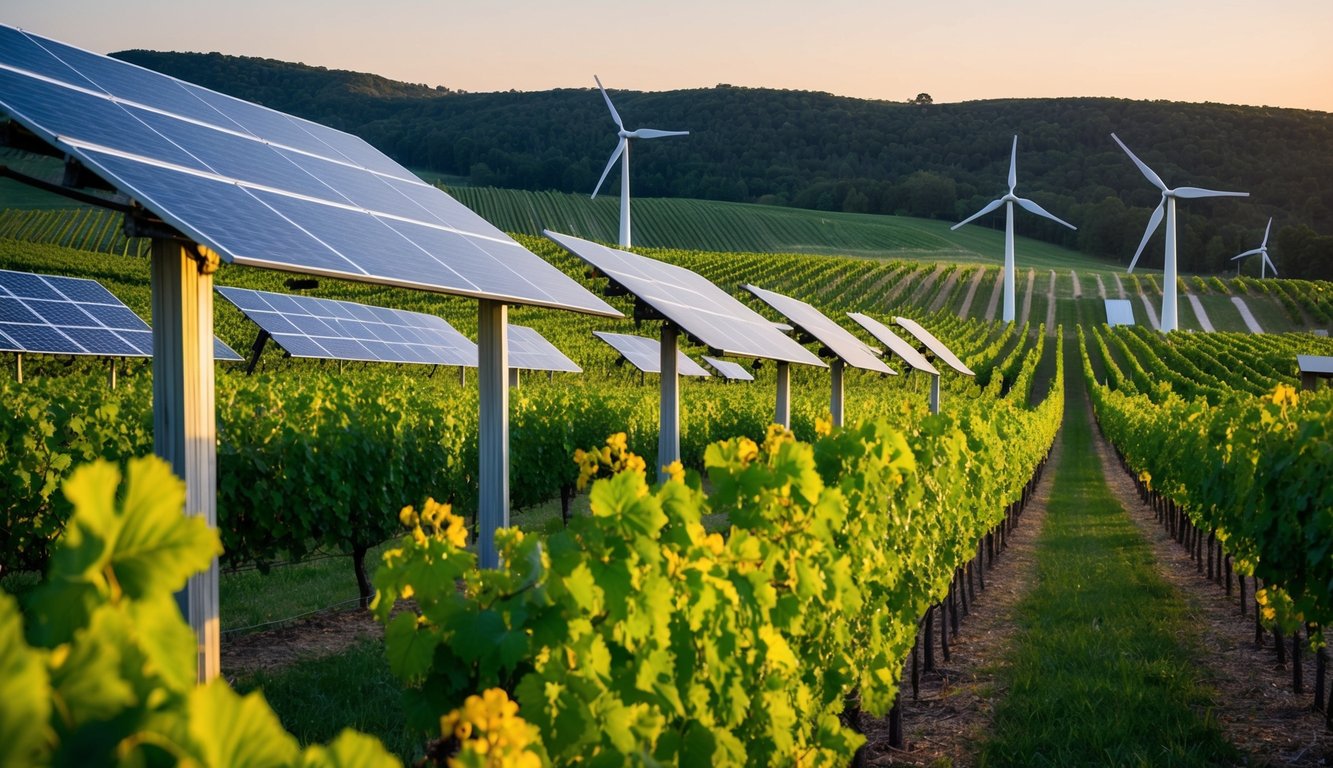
(1008, 135), (1018, 193)
(1263, 253), (1278, 276)
(631, 128), (690, 139)
(590, 138), (626, 199)
(1127, 200), (1165, 273)
(1015, 197), (1077, 230)
(950, 197), (1005, 230)
(1173, 186), (1248, 199)
(1261, 216), (1273, 247)
(1111, 133), (1168, 191)
(1230, 248), (1263, 261)
(594, 75), (624, 129)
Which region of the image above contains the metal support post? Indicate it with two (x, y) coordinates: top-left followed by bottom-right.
(830, 359), (845, 427)
(775, 360), (791, 427)
(150, 238), (219, 682)
(658, 324), (680, 482)
(477, 299), (509, 569)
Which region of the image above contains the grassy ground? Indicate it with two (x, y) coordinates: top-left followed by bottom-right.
(233, 638), (424, 763)
(977, 344), (1235, 767)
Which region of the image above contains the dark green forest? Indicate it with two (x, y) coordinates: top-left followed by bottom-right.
(114, 50), (1333, 279)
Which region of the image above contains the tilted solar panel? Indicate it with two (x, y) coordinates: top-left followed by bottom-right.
(702, 356), (755, 381)
(744, 284), (893, 373)
(215, 286), (476, 366)
(547, 231), (824, 367)
(0, 26), (619, 317)
(893, 316), (975, 376)
(507, 324), (580, 373)
(846, 312), (938, 375)
(593, 331), (711, 377)
(0, 268), (241, 361)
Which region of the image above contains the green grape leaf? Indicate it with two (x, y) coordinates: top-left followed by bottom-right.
(299, 729), (403, 768)
(187, 681), (300, 768)
(48, 606), (136, 729)
(113, 457), (221, 599)
(0, 593), (52, 768)
(383, 611), (436, 684)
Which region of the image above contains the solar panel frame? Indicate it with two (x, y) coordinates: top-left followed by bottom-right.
(0, 26), (620, 318)
(846, 312), (937, 375)
(215, 286), (476, 366)
(547, 231), (825, 367)
(701, 356), (755, 381)
(893, 316), (975, 376)
(507, 324), (581, 373)
(593, 331), (711, 377)
(0, 268), (241, 361)
(743, 284), (893, 373)
(1297, 354), (1333, 376)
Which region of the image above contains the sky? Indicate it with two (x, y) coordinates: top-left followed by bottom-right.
(7, 0), (1333, 112)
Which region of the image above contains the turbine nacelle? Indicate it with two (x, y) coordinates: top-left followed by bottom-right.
(589, 75), (689, 227)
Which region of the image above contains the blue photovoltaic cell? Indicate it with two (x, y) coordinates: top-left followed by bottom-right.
(217, 286), (477, 366)
(0, 268), (241, 360)
(549, 231), (824, 367)
(507, 325), (581, 373)
(593, 331), (711, 377)
(0, 26), (619, 318)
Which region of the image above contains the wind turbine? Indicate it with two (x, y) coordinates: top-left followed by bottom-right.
(951, 135), (1076, 324)
(590, 75), (688, 247)
(1232, 217), (1277, 278)
(1112, 133), (1248, 332)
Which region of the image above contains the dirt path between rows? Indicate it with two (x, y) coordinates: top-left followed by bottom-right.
(863, 431), (1059, 765)
(1089, 402), (1333, 767)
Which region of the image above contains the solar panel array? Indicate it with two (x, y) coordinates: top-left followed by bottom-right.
(507, 324), (580, 373)
(744, 284), (893, 374)
(0, 268), (241, 361)
(702, 356), (755, 381)
(594, 331), (711, 377)
(894, 316), (975, 376)
(0, 26), (619, 316)
(547, 231), (824, 367)
(847, 312), (938, 375)
(216, 286), (475, 365)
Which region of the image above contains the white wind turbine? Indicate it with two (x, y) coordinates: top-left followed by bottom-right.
(1232, 217), (1277, 278)
(951, 135), (1076, 324)
(1112, 133), (1248, 333)
(590, 75), (688, 247)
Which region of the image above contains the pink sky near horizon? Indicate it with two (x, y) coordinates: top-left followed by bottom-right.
(8, 0), (1333, 113)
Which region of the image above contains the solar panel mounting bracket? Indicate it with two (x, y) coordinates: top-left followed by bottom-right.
(0, 163), (133, 212)
(0, 119), (61, 158)
(245, 329), (271, 375)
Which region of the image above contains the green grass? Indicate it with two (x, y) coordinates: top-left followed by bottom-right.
(232, 637), (425, 763)
(978, 351), (1235, 767)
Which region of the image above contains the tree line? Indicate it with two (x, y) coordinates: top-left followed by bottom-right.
(115, 51), (1333, 279)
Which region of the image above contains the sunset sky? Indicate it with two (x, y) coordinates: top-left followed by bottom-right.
(8, 0), (1333, 112)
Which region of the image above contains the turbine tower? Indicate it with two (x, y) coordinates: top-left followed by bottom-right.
(590, 75), (688, 247)
(951, 135), (1075, 324)
(1232, 217), (1277, 278)
(1112, 133), (1248, 333)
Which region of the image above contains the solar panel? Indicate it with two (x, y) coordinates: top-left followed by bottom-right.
(1298, 354), (1333, 376)
(1104, 299), (1136, 327)
(702, 356), (755, 381)
(744, 285), (893, 373)
(546, 231), (825, 367)
(507, 324), (580, 373)
(0, 26), (619, 317)
(216, 286), (476, 366)
(593, 331), (711, 377)
(847, 312), (938, 375)
(893, 316), (975, 376)
(0, 268), (241, 361)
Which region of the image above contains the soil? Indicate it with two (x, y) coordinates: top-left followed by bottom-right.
(221, 606), (382, 684)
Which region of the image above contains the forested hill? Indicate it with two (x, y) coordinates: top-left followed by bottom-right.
(113, 50), (1333, 280)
